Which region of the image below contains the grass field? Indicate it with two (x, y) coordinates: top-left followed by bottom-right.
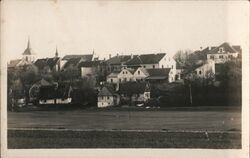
(7, 107), (241, 148)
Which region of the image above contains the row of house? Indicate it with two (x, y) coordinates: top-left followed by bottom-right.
(8, 40), (241, 108)
(182, 42), (241, 80)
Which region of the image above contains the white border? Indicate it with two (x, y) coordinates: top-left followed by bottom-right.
(1, 1), (249, 158)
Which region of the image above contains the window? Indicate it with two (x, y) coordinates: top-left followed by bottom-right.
(102, 96), (104, 100)
(119, 79), (121, 82)
(162, 65), (164, 68)
(125, 71), (127, 74)
(143, 66), (146, 68)
(107, 96), (110, 100)
(219, 55), (224, 59)
(124, 78), (127, 82)
(219, 47), (224, 53)
(123, 71), (125, 74)
(210, 55), (214, 59)
(138, 71), (140, 75)
(199, 70), (202, 75)
(110, 79), (113, 83)
(153, 65), (155, 69)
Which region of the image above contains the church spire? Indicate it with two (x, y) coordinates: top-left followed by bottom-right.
(55, 46), (58, 57)
(27, 36), (30, 49)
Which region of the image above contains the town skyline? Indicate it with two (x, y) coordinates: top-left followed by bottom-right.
(2, 1), (248, 61)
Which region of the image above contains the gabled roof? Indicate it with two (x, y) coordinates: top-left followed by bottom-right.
(98, 86), (116, 96)
(121, 68), (135, 74)
(47, 57), (60, 69)
(232, 45), (242, 53)
(146, 68), (170, 77)
(107, 71), (120, 78)
(78, 60), (101, 67)
(192, 47), (211, 60)
(63, 58), (82, 69)
(207, 42), (239, 54)
(39, 83), (72, 100)
(135, 67), (149, 76)
(34, 57), (60, 70)
(8, 59), (22, 68)
(106, 55), (133, 65)
(62, 54), (93, 61)
(118, 82), (149, 95)
(125, 53), (166, 65)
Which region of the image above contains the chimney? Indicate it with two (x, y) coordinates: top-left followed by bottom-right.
(200, 47), (203, 50)
(131, 53), (133, 59)
(117, 53), (119, 57)
(109, 54), (111, 59)
(103, 57), (106, 61)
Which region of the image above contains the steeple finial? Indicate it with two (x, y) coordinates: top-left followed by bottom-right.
(27, 36), (30, 49)
(55, 46), (58, 57)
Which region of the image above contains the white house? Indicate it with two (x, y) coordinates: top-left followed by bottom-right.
(133, 67), (149, 81)
(124, 53), (176, 70)
(206, 42), (241, 64)
(106, 72), (120, 84)
(98, 86), (120, 108)
(194, 60), (215, 78)
(117, 68), (135, 83)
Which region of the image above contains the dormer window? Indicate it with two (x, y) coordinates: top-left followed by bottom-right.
(138, 70), (140, 75)
(219, 47), (224, 53)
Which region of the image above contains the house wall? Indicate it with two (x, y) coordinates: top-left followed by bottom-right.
(39, 99), (55, 104)
(175, 69), (184, 80)
(140, 64), (159, 69)
(81, 67), (94, 78)
(22, 54), (36, 63)
(168, 69), (176, 83)
(133, 68), (149, 81)
(56, 98), (72, 104)
(207, 52), (238, 64)
(60, 60), (67, 69)
(195, 60), (215, 78)
(98, 95), (119, 108)
(107, 76), (119, 84)
(117, 69), (135, 82)
(144, 91), (150, 101)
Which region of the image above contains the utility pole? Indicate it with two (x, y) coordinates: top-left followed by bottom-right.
(189, 83), (193, 106)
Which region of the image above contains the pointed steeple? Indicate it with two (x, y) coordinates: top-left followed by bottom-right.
(27, 36), (30, 49)
(55, 46), (58, 57)
(23, 36), (32, 55)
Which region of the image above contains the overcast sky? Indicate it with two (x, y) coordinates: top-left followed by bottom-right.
(1, 0), (249, 61)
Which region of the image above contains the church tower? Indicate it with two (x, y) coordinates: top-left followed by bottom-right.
(22, 37), (35, 63)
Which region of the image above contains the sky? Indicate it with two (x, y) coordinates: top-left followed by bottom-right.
(1, 0), (249, 61)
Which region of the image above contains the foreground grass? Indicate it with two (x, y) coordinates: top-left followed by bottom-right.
(8, 129), (241, 149)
